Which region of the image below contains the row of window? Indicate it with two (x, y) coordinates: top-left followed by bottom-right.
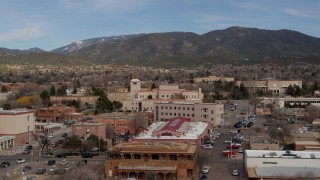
(123, 154), (193, 161)
(160, 106), (194, 110)
(161, 112), (194, 117)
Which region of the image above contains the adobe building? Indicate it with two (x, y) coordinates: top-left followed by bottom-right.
(235, 80), (302, 94)
(249, 136), (280, 150)
(154, 102), (224, 126)
(134, 117), (209, 146)
(193, 76), (235, 83)
(122, 79), (204, 112)
(105, 141), (197, 180)
(50, 95), (98, 107)
(294, 141), (320, 151)
(72, 122), (106, 140)
(0, 110), (35, 147)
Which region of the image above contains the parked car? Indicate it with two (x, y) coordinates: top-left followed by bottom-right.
(202, 166), (210, 174)
(81, 153), (93, 158)
(202, 144), (213, 149)
(91, 147), (99, 151)
(26, 145), (33, 150)
(22, 165), (32, 172)
(200, 174), (208, 180)
(47, 135), (54, 139)
(1, 162), (10, 168)
(55, 153), (66, 158)
(62, 133), (68, 137)
(49, 166), (57, 173)
(224, 140), (232, 144)
(61, 159), (68, 165)
(42, 152), (53, 158)
(227, 144), (241, 149)
(36, 168), (46, 174)
(16, 159), (26, 164)
(23, 149), (31, 154)
(47, 160), (56, 165)
(232, 169), (240, 176)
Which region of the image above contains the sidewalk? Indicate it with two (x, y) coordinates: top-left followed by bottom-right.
(0, 142), (38, 156)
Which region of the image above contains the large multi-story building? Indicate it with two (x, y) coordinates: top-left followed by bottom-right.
(245, 150), (320, 179)
(0, 110), (35, 147)
(193, 76), (235, 83)
(122, 99), (202, 113)
(122, 79), (203, 112)
(105, 142), (197, 180)
(235, 80), (302, 94)
(154, 102), (224, 125)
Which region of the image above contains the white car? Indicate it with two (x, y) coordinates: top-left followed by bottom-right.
(49, 166), (57, 172)
(202, 144), (213, 149)
(232, 169), (240, 176)
(92, 147), (99, 151)
(61, 159), (68, 165)
(16, 159), (26, 164)
(47, 135), (54, 139)
(202, 166), (210, 174)
(224, 140), (232, 144)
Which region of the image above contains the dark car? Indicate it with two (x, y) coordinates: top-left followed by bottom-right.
(22, 165), (32, 172)
(26, 145), (33, 150)
(1, 162), (10, 168)
(42, 152), (53, 158)
(36, 168), (46, 174)
(47, 160), (56, 165)
(55, 153), (66, 158)
(200, 174), (208, 180)
(81, 153), (93, 158)
(64, 152), (80, 156)
(62, 133), (68, 137)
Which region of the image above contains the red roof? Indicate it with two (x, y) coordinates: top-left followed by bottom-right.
(159, 117), (191, 132)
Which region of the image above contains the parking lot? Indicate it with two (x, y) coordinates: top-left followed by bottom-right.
(198, 100), (270, 180)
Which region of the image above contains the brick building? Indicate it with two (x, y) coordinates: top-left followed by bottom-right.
(72, 122), (106, 140)
(105, 142), (196, 180)
(35, 106), (81, 122)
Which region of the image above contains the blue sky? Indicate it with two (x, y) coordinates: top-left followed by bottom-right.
(0, 0), (319, 51)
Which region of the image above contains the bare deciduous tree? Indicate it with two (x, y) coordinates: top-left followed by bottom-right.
(304, 105), (320, 123)
(267, 122), (293, 148)
(129, 113), (148, 135)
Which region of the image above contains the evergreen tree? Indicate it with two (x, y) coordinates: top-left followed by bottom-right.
(50, 85), (56, 96)
(3, 103), (11, 110)
(313, 81), (319, 92)
(72, 85), (77, 94)
(1, 86), (8, 93)
(287, 85), (294, 96)
(95, 91), (113, 113)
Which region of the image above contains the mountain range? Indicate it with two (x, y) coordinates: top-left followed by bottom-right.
(1, 27), (320, 67)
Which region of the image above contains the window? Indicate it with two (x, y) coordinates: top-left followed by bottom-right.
(187, 155), (193, 161)
(263, 162), (277, 164)
(134, 154), (141, 159)
(170, 155), (177, 160)
(151, 154), (159, 160)
(124, 154), (131, 159)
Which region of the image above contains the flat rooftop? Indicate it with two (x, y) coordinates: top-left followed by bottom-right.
(136, 121), (208, 140)
(246, 150), (320, 159)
